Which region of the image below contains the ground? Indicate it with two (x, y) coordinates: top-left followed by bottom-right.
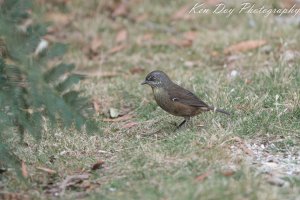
(1, 0), (300, 199)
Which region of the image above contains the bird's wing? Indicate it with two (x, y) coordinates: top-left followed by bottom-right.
(167, 84), (209, 108)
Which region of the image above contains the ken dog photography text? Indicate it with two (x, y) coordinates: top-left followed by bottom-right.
(189, 2), (300, 17)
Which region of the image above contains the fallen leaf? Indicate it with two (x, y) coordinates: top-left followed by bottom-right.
(90, 37), (102, 53)
(170, 38), (193, 48)
(184, 61), (196, 68)
(245, 79), (252, 84)
(43, 34), (58, 43)
(183, 31), (198, 41)
(45, 12), (71, 26)
(281, 0), (300, 8)
(141, 33), (153, 40)
(136, 33), (153, 45)
(134, 13), (148, 23)
(108, 44), (126, 54)
(195, 171), (211, 182)
(130, 67), (145, 74)
(36, 166), (57, 174)
(224, 40), (267, 54)
(171, 5), (191, 20)
(103, 114), (133, 122)
(210, 50), (219, 57)
(21, 160), (28, 178)
(91, 160), (105, 171)
(112, 2), (129, 17)
(221, 169), (235, 177)
(169, 32), (197, 47)
(179, 40), (193, 47)
(92, 98), (100, 113)
(116, 29), (128, 43)
(122, 122), (138, 129)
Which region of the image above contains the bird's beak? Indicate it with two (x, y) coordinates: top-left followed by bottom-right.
(141, 80), (148, 85)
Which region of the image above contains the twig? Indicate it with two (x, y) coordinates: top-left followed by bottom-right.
(59, 174), (89, 195)
(98, 150), (112, 154)
(220, 136), (242, 146)
(113, 146), (137, 152)
(36, 166), (57, 174)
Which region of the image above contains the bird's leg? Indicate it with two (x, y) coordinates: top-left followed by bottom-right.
(177, 117), (191, 129)
(177, 119), (186, 128)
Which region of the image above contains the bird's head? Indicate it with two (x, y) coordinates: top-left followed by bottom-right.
(141, 70), (171, 88)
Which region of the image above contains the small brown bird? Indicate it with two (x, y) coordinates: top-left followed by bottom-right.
(141, 70), (230, 128)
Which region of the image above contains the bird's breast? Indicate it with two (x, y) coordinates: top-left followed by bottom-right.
(152, 87), (172, 111)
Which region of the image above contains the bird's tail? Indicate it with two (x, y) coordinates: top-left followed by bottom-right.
(209, 107), (230, 115)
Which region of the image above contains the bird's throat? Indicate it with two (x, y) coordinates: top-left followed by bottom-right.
(152, 87), (165, 97)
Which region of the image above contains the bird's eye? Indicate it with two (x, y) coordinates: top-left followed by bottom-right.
(147, 76), (155, 81)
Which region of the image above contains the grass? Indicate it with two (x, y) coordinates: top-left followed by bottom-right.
(1, 0), (300, 199)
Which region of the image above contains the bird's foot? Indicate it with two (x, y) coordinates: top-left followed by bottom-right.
(168, 121), (178, 127)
